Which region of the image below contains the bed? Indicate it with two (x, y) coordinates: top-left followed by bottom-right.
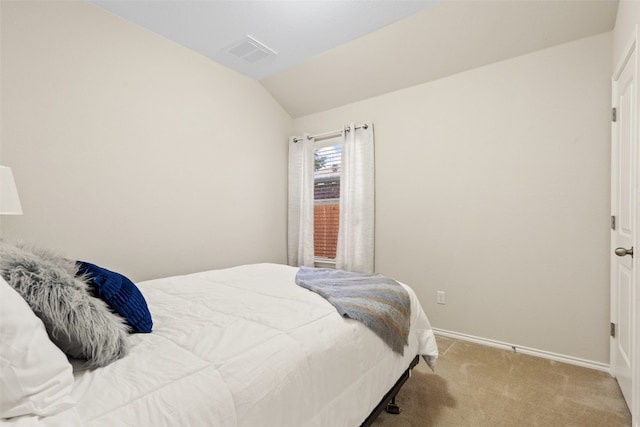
(1, 245), (438, 427)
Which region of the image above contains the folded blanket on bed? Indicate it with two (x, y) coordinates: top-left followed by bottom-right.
(295, 267), (410, 355)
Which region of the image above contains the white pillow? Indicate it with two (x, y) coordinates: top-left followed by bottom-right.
(0, 277), (76, 418)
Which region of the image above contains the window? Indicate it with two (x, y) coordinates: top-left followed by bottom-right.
(313, 140), (342, 263)
(288, 122), (374, 273)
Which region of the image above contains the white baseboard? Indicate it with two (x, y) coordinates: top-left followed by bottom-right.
(432, 328), (610, 373)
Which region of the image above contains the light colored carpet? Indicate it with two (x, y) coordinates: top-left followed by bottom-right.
(372, 336), (631, 426)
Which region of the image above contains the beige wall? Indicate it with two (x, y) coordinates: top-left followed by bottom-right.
(294, 33), (612, 364)
(0, 1), (292, 281)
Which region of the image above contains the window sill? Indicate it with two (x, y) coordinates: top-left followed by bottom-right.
(314, 258), (336, 269)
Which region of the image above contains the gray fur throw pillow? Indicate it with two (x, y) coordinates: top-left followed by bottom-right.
(0, 242), (129, 368)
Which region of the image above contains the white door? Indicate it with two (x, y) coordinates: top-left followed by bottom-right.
(611, 38), (637, 412)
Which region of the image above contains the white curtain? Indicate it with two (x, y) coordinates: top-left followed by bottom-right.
(336, 123), (375, 274)
(287, 135), (315, 267)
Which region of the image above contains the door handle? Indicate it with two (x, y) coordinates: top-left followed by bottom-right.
(615, 247), (634, 257)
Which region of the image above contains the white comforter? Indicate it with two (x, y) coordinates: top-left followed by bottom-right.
(9, 263), (438, 427)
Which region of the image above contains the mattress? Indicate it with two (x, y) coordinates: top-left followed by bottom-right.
(6, 263), (437, 427)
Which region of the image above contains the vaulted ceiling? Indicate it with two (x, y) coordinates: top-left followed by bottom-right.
(90, 0), (619, 118)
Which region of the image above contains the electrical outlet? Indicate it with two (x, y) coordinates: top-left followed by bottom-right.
(437, 291), (446, 305)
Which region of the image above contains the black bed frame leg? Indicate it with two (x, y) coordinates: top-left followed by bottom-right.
(386, 396), (400, 415)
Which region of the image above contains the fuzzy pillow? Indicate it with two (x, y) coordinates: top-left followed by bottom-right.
(76, 261), (152, 333)
(0, 242), (129, 368)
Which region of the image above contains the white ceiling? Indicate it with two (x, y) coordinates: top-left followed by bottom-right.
(90, 0), (619, 118)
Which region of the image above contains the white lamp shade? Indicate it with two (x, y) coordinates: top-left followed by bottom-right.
(0, 166), (23, 215)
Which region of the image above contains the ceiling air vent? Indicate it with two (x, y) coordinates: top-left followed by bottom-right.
(224, 35), (277, 64)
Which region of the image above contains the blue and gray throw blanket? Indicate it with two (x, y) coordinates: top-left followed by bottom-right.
(295, 267), (411, 355)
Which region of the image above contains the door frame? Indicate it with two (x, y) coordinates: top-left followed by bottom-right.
(611, 24), (639, 427)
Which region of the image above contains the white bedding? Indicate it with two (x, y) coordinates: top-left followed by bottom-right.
(6, 263), (438, 427)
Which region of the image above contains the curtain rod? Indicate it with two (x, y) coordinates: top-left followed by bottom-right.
(293, 123), (369, 143)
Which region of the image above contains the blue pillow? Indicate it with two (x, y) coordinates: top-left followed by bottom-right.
(76, 261), (152, 333)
